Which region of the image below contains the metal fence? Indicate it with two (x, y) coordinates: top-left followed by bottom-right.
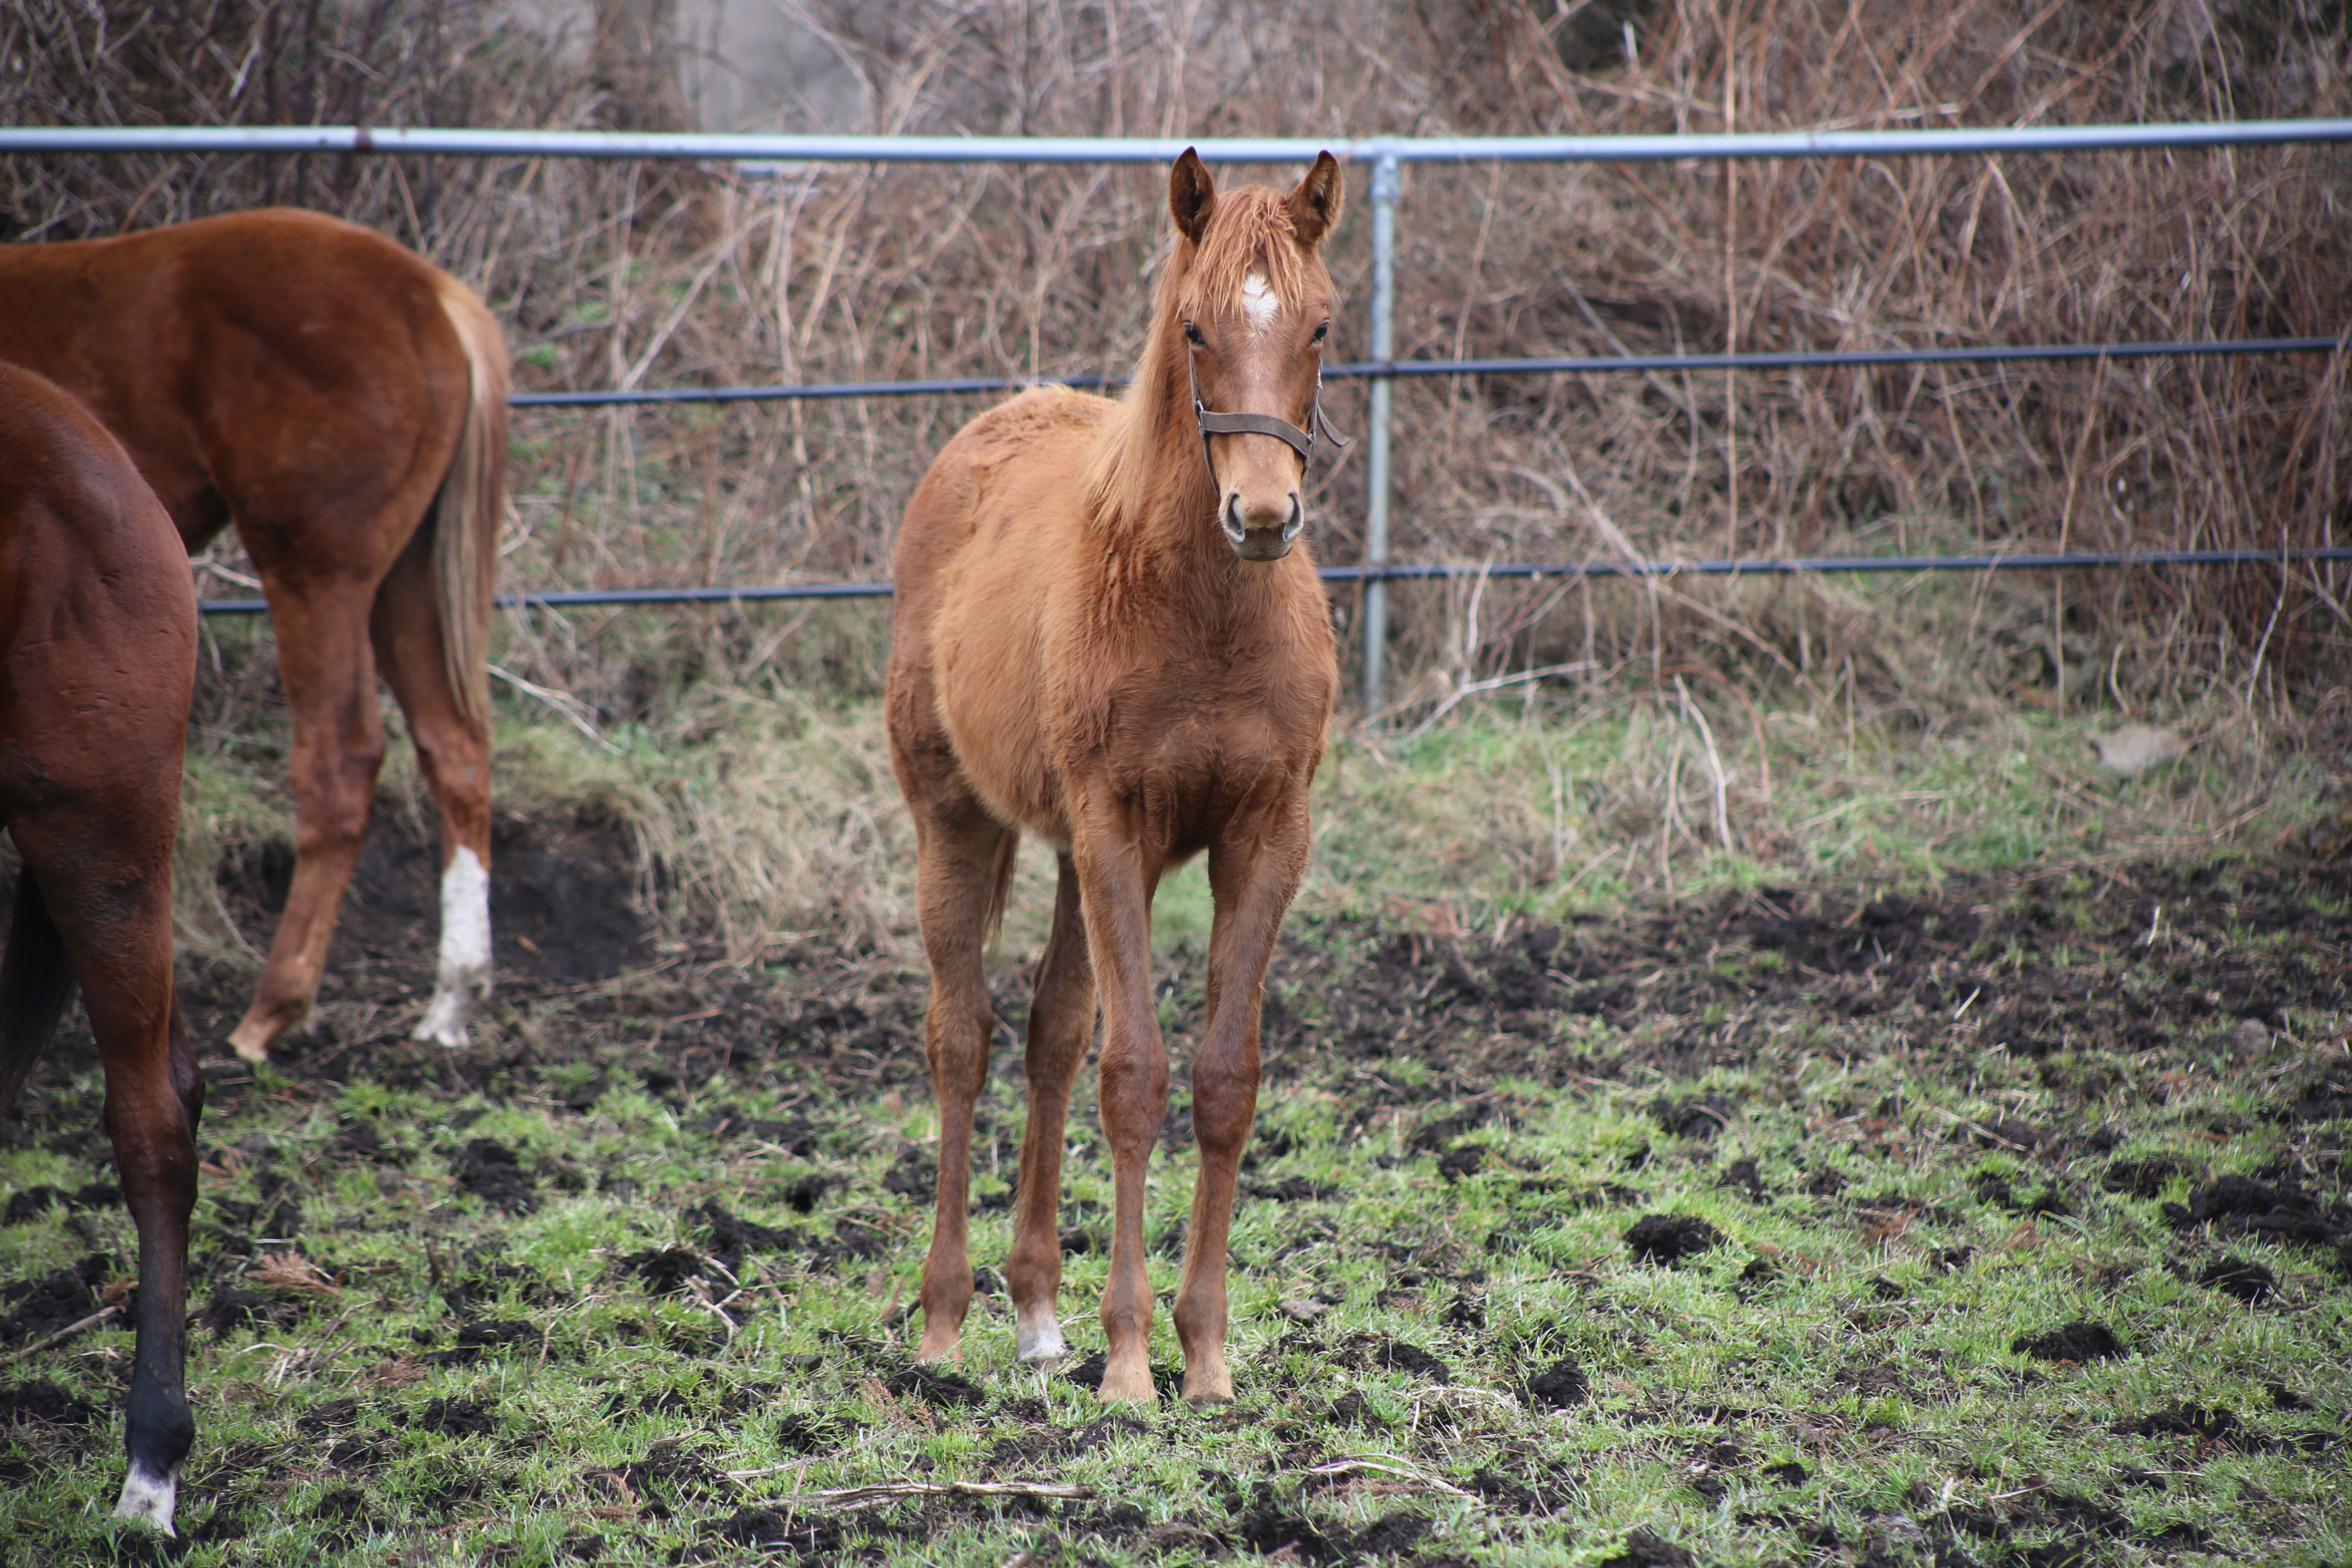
(10, 119), (2351, 708)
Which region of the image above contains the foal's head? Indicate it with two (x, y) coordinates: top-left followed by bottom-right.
(1166, 149), (1344, 561)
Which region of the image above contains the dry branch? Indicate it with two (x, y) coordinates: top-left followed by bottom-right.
(0, 1304), (121, 1367)
(754, 1479), (1097, 1510)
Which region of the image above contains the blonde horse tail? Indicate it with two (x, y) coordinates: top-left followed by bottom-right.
(984, 829), (1020, 946)
(429, 280), (508, 732)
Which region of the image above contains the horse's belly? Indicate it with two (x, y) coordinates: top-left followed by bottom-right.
(933, 597), (1066, 844)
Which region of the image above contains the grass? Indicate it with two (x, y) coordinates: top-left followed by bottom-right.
(4, 689), (2350, 1566)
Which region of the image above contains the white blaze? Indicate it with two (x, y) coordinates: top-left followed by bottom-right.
(1241, 272), (1280, 334)
(416, 846), (491, 1047)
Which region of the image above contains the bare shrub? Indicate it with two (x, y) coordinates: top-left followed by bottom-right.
(6, 0), (2348, 947)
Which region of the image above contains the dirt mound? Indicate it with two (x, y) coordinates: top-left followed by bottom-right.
(0, 1256), (105, 1345)
(690, 1200), (806, 1270)
(1524, 1355), (1589, 1408)
(222, 812), (648, 991)
(418, 1396), (498, 1437)
(2166, 1176), (2345, 1245)
(2197, 1257), (2278, 1303)
(2013, 1321), (2126, 1363)
(1600, 1528), (1698, 1568)
(0, 1380), (98, 1426)
(452, 1139), (537, 1214)
(2116, 1404), (2241, 1443)
(882, 1364), (983, 1409)
(1625, 1214), (1724, 1264)
(1340, 1333), (1450, 1383)
(1, 1182), (118, 1226)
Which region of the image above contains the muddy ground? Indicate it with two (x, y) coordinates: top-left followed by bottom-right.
(2, 810), (2348, 1566)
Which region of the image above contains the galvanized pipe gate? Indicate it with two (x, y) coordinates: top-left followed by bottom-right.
(9, 119), (2351, 712)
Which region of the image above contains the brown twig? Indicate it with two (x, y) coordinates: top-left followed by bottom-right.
(755, 1479), (1096, 1510)
(0, 1303), (121, 1366)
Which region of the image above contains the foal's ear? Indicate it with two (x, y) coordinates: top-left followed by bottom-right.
(1169, 148), (1217, 245)
(1285, 151), (1344, 248)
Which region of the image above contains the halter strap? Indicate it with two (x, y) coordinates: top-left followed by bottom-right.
(1189, 354), (1349, 488)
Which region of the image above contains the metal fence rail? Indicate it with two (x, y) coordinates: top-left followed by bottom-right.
(194, 547), (2352, 616)
(26, 121), (2351, 704)
(9, 120), (2352, 162)
(509, 336), (2348, 408)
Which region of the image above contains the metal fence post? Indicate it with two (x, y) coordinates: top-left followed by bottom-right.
(1361, 149), (1400, 718)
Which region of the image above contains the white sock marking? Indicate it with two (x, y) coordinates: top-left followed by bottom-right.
(113, 1463), (178, 1535)
(1241, 272), (1280, 334)
(416, 846), (490, 1047)
(1016, 1306), (1067, 1363)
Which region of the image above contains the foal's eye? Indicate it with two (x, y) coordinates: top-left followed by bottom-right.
(1311, 321), (1330, 345)
(1184, 322), (1206, 346)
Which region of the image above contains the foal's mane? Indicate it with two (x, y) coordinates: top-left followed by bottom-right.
(1083, 186), (1320, 535)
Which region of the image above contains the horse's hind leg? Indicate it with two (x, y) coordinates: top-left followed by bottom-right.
(226, 580), (389, 1062)
(911, 797), (1010, 1363)
(372, 527), (492, 1047)
(13, 817), (200, 1532)
(1174, 804), (1310, 1404)
(1004, 851), (1096, 1362)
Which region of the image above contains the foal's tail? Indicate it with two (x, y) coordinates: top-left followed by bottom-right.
(429, 279), (510, 733)
(0, 872), (76, 1116)
(984, 830), (1019, 947)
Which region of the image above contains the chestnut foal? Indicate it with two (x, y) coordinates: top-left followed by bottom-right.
(888, 150), (1343, 1403)
(0, 365), (201, 1530)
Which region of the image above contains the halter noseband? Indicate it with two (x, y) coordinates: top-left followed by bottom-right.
(1189, 352), (1350, 486)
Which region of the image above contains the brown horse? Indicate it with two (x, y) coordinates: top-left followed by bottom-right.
(0, 208), (507, 1060)
(0, 364), (201, 1531)
(887, 150), (1343, 1404)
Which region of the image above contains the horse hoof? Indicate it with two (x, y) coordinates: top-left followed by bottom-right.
(111, 1464), (178, 1535)
(412, 991), (472, 1049)
(1183, 1376), (1236, 1405)
(1096, 1359), (1158, 1405)
(225, 1023), (272, 1065)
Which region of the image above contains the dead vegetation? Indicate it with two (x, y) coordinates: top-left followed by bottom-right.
(4, 1), (2350, 958)
(7, 0), (2348, 724)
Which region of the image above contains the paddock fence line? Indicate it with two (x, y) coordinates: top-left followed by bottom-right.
(191, 548), (2352, 616)
(16, 121), (2352, 707)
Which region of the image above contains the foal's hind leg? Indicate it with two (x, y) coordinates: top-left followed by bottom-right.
(911, 798), (1011, 1363)
(226, 578), (390, 1062)
(372, 527), (493, 1048)
(1004, 851), (1096, 1361)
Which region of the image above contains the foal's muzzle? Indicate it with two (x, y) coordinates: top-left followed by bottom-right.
(1225, 491), (1303, 559)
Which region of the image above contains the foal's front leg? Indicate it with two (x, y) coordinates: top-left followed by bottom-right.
(1004, 852), (1096, 1362)
(1176, 803), (1311, 1404)
(1073, 822), (1166, 1404)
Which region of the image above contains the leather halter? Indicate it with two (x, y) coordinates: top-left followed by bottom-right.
(1189, 350), (1349, 488)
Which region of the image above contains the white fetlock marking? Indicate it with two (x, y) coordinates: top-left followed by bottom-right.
(113, 1463), (178, 1535)
(1016, 1309), (1067, 1363)
(415, 847), (490, 1048)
